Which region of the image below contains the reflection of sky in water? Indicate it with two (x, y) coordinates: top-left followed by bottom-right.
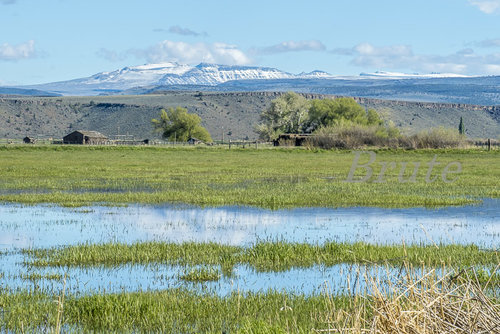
(0, 200), (498, 294)
(0, 199), (499, 251)
(0, 258), (400, 297)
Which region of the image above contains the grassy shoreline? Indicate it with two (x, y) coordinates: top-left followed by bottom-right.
(24, 241), (500, 271)
(1, 269), (498, 333)
(0, 145), (498, 208)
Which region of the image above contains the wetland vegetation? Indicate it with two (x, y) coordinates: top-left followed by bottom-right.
(1, 264), (498, 333)
(0, 145), (498, 332)
(23, 241), (500, 271)
(0, 145), (498, 208)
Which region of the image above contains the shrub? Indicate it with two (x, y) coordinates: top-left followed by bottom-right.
(307, 123), (400, 149)
(408, 127), (466, 149)
(306, 124), (466, 150)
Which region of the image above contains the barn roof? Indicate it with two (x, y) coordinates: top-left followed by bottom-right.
(65, 130), (108, 138)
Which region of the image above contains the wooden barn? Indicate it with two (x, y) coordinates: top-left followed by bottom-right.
(23, 136), (36, 144)
(63, 130), (108, 145)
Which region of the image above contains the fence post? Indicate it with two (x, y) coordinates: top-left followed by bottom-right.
(488, 138), (491, 151)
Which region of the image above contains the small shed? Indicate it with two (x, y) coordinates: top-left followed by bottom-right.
(273, 134), (312, 147)
(187, 137), (204, 145)
(23, 136), (36, 144)
(63, 130), (108, 145)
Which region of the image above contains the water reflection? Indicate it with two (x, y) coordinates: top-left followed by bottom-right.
(0, 199), (498, 251)
(0, 200), (498, 294)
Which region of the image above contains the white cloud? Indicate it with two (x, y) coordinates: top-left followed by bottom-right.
(332, 43), (414, 69)
(354, 43), (412, 57)
(0, 40), (36, 61)
(131, 40), (252, 65)
(469, 0), (500, 14)
(155, 26), (208, 37)
(474, 38), (500, 47)
(350, 43), (413, 68)
(333, 42), (500, 75)
(256, 40), (326, 54)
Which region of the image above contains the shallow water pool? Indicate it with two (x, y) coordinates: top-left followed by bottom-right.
(0, 199), (498, 294)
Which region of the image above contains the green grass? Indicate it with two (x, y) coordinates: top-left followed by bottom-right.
(1, 269), (498, 333)
(0, 145), (498, 208)
(24, 241), (500, 271)
(179, 267), (222, 282)
(0, 288), (355, 333)
(20, 272), (63, 282)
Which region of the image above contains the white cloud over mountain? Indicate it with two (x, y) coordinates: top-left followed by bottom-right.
(0, 40), (35, 61)
(130, 40), (252, 66)
(469, 0), (500, 13)
(256, 40), (326, 54)
(332, 42), (500, 75)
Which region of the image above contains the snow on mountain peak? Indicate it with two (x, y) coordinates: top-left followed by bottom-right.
(22, 61), (476, 96)
(132, 62), (182, 70)
(157, 63), (294, 86)
(86, 62), (193, 85)
(298, 70), (333, 78)
(359, 71), (471, 79)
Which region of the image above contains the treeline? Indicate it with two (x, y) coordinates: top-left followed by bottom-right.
(257, 92), (466, 149)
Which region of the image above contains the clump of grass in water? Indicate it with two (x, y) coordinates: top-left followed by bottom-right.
(179, 267), (221, 282)
(24, 241), (500, 271)
(20, 272), (63, 282)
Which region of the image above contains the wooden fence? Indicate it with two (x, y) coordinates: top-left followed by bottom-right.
(469, 139), (499, 151)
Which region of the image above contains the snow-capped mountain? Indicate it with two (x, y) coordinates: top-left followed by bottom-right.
(86, 62), (192, 86)
(15, 62), (476, 96)
(298, 70), (334, 78)
(22, 62), (303, 96)
(158, 63), (296, 85)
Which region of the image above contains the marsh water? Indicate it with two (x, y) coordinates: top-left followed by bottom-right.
(0, 199), (499, 295)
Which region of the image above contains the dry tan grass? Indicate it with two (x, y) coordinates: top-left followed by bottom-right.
(316, 264), (500, 333)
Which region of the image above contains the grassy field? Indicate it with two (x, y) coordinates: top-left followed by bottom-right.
(0, 288), (354, 332)
(1, 145), (499, 332)
(24, 241), (500, 272)
(0, 145), (498, 208)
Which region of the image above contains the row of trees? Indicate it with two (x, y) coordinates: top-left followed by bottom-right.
(151, 96), (466, 146)
(256, 92), (384, 140)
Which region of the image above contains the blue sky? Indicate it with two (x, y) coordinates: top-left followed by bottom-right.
(1, 0), (500, 85)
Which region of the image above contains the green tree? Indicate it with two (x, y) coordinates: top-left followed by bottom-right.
(305, 97), (382, 132)
(152, 107), (212, 142)
(458, 116), (465, 135)
(256, 92), (310, 140)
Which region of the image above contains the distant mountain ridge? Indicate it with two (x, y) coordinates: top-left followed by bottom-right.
(2, 62), (500, 105)
(14, 62), (332, 96)
(0, 92), (498, 140)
